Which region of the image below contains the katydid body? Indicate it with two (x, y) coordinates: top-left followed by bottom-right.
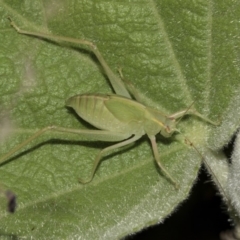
(66, 93), (180, 187)
(67, 93), (173, 138)
(0, 19), (218, 189)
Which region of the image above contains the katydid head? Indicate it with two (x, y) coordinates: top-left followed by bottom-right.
(147, 108), (179, 138)
(160, 117), (179, 138)
(160, 102), (196, 138)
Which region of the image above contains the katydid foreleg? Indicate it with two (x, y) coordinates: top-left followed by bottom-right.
(169, 109), (219, 126)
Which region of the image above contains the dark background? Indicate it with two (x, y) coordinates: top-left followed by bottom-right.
(126, 137), (235, 240)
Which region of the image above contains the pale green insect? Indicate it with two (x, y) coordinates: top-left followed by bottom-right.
(1, 19), (217, 189)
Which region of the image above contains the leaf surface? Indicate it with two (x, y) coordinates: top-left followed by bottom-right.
(0, 1), (239, 239)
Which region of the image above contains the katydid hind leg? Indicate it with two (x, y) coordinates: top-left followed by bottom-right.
(8, 18), (131, 99)
(79, 134), (142, 184)
(0, 125), (131, 165)
(149, 135), (179, 189)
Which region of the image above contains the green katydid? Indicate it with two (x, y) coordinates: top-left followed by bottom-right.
(0, 19), (218, 189)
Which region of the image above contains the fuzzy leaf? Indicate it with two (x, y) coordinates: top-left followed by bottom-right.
(0, 1), (239, 239)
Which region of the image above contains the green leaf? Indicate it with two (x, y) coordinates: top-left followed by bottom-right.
(0, 1), (239, 239)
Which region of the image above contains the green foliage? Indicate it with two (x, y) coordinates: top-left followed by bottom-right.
(0, 0), (239, 239)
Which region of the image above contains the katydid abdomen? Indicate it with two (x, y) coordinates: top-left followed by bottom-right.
(66, 93), (146, 136)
